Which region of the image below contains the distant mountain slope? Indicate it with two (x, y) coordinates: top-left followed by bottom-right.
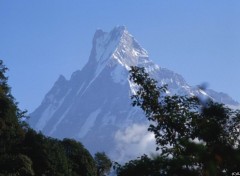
(29, 26), (239, 162)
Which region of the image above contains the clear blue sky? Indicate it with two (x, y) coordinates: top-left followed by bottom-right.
(1, 0), (240, 112)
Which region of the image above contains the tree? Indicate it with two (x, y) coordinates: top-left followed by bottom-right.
(22, 129), (69, 176)
(114, 154), (168, 176)
(62, 138), (97, 176)
(115, 66), (240, 175)
(0, 60), (99, 175)
(0, 60), (29, 174)
(94, 152), (112, 176)
(0, 154), (34, 176)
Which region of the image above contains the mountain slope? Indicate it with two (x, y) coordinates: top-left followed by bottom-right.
(29, 26), (239, 161)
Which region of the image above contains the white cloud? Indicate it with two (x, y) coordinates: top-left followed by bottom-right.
(112, 123), (159, 163)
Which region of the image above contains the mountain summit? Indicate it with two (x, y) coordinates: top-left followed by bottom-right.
(29, 26), (239, 161)
(84, 26), (149, 82)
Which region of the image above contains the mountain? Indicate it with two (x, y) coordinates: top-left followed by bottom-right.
(29, 26), (239, 162)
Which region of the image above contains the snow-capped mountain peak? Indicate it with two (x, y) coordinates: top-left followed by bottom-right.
(90, 26), (149, 72)
(29, 26), (239, 162)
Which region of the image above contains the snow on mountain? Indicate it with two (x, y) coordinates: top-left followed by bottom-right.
(29, 26), (239, 162)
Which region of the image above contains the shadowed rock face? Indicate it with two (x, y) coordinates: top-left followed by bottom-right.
(29, 26), (239, 162)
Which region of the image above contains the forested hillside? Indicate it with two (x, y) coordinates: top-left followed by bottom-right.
(0, 60), (111, 176)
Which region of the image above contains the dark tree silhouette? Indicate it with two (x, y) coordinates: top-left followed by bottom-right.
(0, 60), (98, 175)
(115, 66), (240, 176)
(94, 152), (112, 176)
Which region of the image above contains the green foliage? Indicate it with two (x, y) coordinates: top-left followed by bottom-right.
(114, 154), (162, 176)
(115, 66), (240, 176)
(0, 154), (34, 176)
(22, 130), (97, 176)
(94, 152), (112, 176)
(114, 153), (201, 176)
(0, 60), (98, 176)
(0, 60), (36, 174)
(0, 60), (28, 174)
(22, 129), (69, 176)
(62, 138), (97, 176)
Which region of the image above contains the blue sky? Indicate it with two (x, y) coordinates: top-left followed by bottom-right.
(1, 0), (240, 112)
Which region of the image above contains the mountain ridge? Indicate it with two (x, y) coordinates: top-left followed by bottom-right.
(29, 26), (239, 162)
